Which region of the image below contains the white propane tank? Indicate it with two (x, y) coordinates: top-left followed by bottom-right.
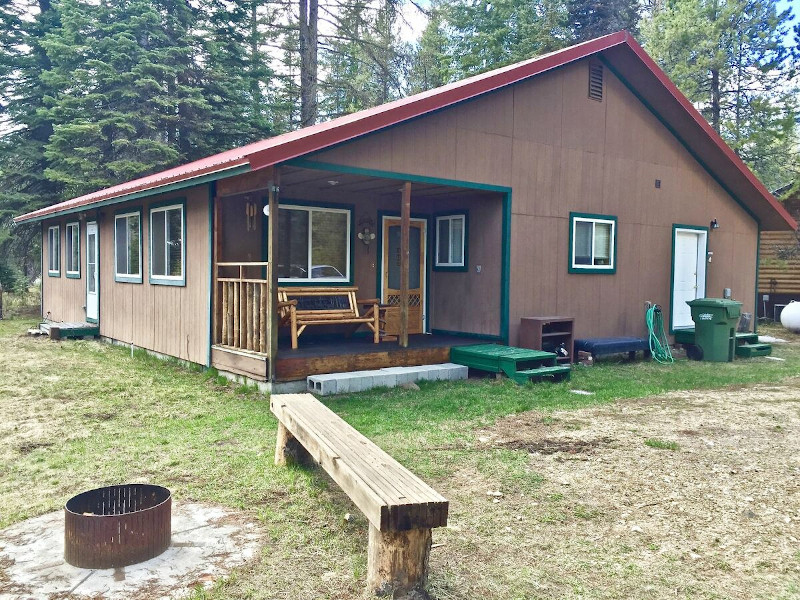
(780, 301), (800, 333)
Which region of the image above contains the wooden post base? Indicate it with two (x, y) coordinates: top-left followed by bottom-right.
(367, 524), (432, 597)
(274, 421), (312, 466)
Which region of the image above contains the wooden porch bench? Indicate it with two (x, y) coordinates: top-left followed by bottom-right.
(277, 286), (380, 349)
(270, 393), (448, 596)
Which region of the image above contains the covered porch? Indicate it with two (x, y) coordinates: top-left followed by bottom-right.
(210, 162), (510, 383)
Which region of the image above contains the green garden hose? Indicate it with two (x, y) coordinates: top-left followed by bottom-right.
(646, 304), (674, 364)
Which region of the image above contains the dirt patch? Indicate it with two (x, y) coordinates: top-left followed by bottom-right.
(16, 441), (54, 454)
(460, 382), (800, 599)
(501, 436), (614, 455)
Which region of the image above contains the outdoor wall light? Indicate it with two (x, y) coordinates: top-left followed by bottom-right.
(357, 217), (376, 249)
(710, 218), (720, 230)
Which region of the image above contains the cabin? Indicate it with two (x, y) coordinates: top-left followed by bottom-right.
(758, 185), (800, 321)
(16, 31), (796, 389)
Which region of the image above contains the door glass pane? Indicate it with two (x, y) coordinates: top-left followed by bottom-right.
(593, 222), (611, 265)
(311, 210), (347, 279)
(88, 233), (96, 293)
(450, 217), (463, 265)
(152, 211), (166, 276)
(128, 216), (140, 275)
(388, 225), (401, 290)
(167, 208), (182, 276)
(387, 225), (421, 289)
(409, 226), (421, 289)
(437, 219), (449, 264)
(278, 208), (309, 278)
(574, 221), (592, 265)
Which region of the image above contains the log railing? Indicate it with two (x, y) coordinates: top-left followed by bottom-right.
(215, 262), (269, 354)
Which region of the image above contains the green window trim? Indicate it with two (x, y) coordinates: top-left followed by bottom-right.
(114, 208), (143, 284)
(65, 222), (81, 278)
(149, 199), (187, 287)
(47, 225), (61, 277)
(268, 198), (355, 286)
(568, 212), (618, 274)
(433, 212), (469, 272)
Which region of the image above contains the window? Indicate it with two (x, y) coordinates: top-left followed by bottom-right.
(115, 210), (142, 282)
(277, 204), (350, 283)
(569, 212), (617, 274)
(149, 202), (185, 285)
(435, 214), (467, 270)
(65, 222), (80, 278)
(47, 225), (60, 276)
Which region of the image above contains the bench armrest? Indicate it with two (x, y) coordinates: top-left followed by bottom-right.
(277, 300), (298, 308)
(357, 298), (380, 305)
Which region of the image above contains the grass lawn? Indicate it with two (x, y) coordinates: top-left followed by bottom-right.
(1, 318), (799, 599)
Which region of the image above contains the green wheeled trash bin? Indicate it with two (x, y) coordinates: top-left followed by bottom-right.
(686, 298), (742, 362)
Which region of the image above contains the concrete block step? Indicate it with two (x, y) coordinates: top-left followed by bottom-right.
(307, 363), (468, 396)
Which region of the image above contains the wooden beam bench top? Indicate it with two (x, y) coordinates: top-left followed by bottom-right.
(270, 393), (448, 531)
(271, 393), (448, 595)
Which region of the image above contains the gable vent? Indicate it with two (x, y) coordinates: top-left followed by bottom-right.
(588, 62), (604, 101)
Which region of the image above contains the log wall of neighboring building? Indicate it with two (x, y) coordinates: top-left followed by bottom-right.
(311, 58), (759, 342)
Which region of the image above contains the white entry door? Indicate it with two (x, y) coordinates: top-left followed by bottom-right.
(86, 221), (99, 323)
(671, 227), (707, 330)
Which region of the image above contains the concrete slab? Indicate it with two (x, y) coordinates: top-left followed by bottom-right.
(0, 502), (263, 599)
(307, 363), (468, 395)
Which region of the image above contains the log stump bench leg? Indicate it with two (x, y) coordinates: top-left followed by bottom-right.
(367, 524), (432, 597)
(274, 421), (312, 466)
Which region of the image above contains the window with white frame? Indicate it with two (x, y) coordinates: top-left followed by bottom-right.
(65, 222), (80, 277)
(570, 213), (616, 273)
(277, 204), (350, 282)
(150, 203), (184, 283)
(115, 211), (142, 282)
(435, 214), (466, 268)
(47, 225), (60, 276)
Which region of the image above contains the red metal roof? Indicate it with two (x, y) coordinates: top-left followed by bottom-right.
(15, 30), (796, 230)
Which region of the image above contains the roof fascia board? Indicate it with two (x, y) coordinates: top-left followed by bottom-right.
(15, 164), (251, 223)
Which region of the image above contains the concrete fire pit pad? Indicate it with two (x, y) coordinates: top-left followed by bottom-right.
(0, 502), (263, 598)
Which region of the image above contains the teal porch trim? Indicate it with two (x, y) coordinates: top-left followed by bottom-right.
(286, 159), (513, 193)
(148, 197), (187, 287)
(568, 212), (618, 275)
(500, 192), (511, 343)
(669, 224), (709, 334)
(754, 223), (760, 333)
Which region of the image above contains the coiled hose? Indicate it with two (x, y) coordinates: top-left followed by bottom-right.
(646, 304), (674, 364)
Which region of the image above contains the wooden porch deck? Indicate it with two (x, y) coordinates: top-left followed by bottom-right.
(212, 334), (490, 383)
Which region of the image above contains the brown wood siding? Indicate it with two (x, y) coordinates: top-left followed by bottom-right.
(41, 219), (88, 323)
(311, 59), (759, 341)
(43, 185), (211, 364)
(759, 231), (800, 294)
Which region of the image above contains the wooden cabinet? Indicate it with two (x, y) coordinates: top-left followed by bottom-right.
(518, 316), (574, 364)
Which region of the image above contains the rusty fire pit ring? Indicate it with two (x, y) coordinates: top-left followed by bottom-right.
(64, 484), (171, 569)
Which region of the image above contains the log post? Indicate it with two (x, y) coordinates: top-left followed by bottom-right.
(274, 421), (311, 466)
(266, 168), (280, 381)
(367, 524), (432, 597)
(399, 182), (411, 348)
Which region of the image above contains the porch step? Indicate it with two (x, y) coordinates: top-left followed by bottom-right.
(512, 365), (572, 384)
(307, 363), (468, 396)
(39, 322), (99, 340)
(735, 332), (759, 345)
(735, 343), (772, 358)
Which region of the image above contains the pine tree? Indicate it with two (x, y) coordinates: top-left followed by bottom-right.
(566, 0), (639, 42)
(408, 6), (452, 93)
(642, 0), (798, 190)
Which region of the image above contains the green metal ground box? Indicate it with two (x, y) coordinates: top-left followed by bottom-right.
(686, 298), (742, 362)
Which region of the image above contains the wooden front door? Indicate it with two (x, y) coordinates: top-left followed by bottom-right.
(381, 217), (426, 334)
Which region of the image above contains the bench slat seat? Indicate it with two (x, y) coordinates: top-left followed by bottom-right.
(271, 394), (448, 531)
(278, 286), (380, 349)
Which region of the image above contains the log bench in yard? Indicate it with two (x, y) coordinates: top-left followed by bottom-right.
(270, 393), (448, 597)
